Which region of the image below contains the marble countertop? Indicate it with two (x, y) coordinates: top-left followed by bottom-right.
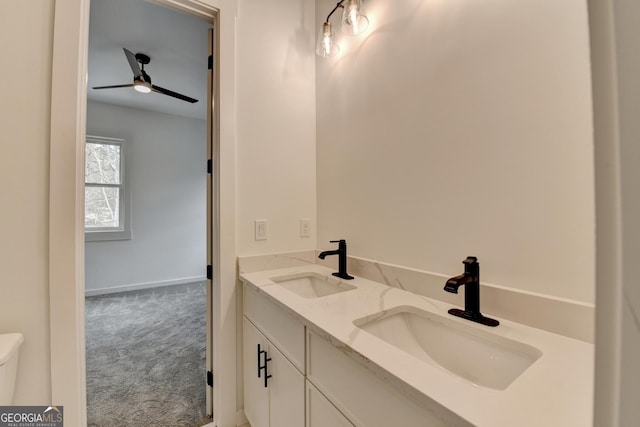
(240, 264), (593, 427)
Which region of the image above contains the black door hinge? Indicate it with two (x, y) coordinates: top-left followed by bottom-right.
(207, 159), (212, 174)
(207, 370), (214, 387)
(207, 265), (213, 280)
(208, 55), (213, 70)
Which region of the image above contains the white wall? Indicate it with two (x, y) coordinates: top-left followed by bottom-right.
(0, 0), (54, 405)
(236, 0), (317, 256)
(589, 0), (640, 425)
(235, 0), (316, 420)
(85, 101), (207, 293)
(316, 0), (595, 304)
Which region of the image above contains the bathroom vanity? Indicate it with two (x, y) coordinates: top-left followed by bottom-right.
(240, 265), (593, 427)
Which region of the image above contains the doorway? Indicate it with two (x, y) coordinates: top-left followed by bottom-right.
(50, 0), (236, 424)
(83, 0), (214, 425)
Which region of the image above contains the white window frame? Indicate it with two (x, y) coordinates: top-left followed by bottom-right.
(84, 135), (131, 241)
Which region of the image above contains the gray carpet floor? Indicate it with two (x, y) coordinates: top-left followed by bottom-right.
(85, 283), (211, 427)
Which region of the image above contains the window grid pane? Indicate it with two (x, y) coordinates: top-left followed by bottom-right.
(85, 142), (121, 185)
(85, 186), (120, 228)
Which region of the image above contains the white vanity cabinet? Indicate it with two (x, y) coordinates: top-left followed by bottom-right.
(242, 282), (454, 427)
(240, 265), (594, 427)
(306, 380), (354, 427)
(307, 330), (452, 427)
(243, 318), (304, 427)
(243, 284), (305, 427)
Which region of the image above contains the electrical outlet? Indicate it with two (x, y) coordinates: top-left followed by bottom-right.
(300, 219), (311, 238)
(255, 220), (267, 241)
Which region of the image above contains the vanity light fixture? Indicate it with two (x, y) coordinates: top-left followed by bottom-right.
(317, 21), (340, 58)
(341, 0), (369, 35)
(316, 0), (369, 58)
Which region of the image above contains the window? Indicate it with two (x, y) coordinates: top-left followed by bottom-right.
(84, 135), (131, 241)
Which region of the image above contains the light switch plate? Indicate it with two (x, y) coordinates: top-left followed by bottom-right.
(255, 219), (267, 241)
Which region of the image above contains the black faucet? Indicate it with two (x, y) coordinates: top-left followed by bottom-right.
(318, 240), (354, 280)
(444, 256), (499, 327)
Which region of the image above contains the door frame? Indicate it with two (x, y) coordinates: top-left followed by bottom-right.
(49, 0), (238, 426)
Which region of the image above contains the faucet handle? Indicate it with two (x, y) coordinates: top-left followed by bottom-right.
(462, 256), (479, 276)
(329, 240), (346, 244)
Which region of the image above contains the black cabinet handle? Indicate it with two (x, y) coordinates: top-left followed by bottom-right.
(257, 343), (272, 387)
(264, 354), (272, 388)
(257, 344), (266, 378)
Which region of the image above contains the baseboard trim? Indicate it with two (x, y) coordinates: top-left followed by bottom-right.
(85, 276), (206, 297)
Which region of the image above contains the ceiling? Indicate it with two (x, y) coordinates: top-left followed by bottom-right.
(87, 0), (212, 120)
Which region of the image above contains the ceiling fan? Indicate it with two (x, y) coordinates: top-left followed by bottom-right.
(92, 48), (198, 104)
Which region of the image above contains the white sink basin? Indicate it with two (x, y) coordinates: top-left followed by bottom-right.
(354, 305), (542, 390)
(270, 272), (356, 299)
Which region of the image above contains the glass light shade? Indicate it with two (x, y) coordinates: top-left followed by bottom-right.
(316, 22), (340, 58)
(341, 0), (369, 35)
(134, 80), (152, 93)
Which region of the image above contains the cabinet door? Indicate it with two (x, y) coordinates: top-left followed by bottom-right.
(243, 317), (269, 427)
(307, 380), (354, 427)
(268, 343), (305, 427)
(307, 330), (450, 427)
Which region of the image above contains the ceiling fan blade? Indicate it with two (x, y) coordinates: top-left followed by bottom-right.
(92, 83), (135, 90)
(123, 48), (142, 78)
(151, 85), (199, 103)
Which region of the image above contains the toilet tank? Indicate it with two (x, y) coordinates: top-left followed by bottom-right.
(0, 333), (24, 405)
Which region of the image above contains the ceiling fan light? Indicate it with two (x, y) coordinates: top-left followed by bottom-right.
(134, 80), (151, 93)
